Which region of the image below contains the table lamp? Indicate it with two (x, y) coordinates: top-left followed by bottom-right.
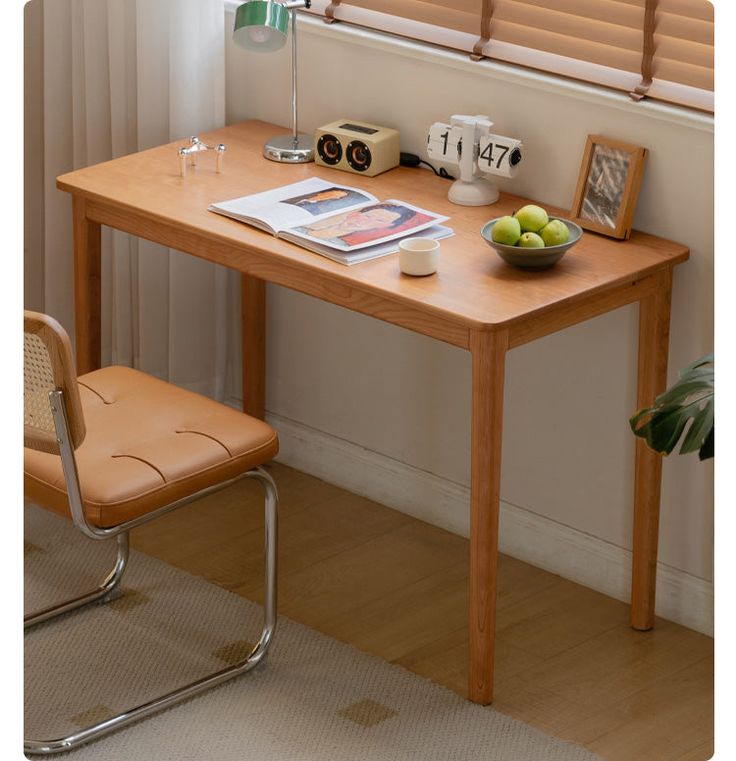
(233, 0), (314, 163)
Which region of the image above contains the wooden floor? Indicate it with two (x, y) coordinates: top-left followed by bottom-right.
(131, 462), (713, 761)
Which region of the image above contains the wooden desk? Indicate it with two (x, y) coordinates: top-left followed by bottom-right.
(57, 120), (689, 705)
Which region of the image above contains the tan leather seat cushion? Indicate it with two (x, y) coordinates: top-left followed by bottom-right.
(24, 366), (278, 528)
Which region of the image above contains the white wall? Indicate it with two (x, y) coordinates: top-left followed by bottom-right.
(225, 12), (713, 630)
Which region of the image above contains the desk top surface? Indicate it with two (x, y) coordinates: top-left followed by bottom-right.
(58, 120), (689, 333)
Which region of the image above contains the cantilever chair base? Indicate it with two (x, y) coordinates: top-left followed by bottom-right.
(24, 311), (280, 756)
(24, 467), (278, 756)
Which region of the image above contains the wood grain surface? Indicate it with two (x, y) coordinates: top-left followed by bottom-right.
(58, 120), (688, 346)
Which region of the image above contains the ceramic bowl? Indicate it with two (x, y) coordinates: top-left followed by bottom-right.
(480, 216), (583, 269)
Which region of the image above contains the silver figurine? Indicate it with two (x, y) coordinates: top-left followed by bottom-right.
(178, 136), (226, 177)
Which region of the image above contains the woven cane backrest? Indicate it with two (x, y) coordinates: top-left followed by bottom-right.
(24, 311), (86, 454)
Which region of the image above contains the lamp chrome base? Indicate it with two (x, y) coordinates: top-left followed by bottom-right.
(263, 134), (314, 163)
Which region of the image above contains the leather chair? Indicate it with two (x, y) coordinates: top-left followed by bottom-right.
(23, 310), (279, 755)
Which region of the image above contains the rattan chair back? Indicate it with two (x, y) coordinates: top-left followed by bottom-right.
(24, 311), (86, 454)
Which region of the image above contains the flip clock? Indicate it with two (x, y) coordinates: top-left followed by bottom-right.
(427, 115), (523, 206)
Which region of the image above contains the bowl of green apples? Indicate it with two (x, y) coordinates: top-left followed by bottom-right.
(480, 204), (583, 269)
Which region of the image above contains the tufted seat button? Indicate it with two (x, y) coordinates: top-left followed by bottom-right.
(24, 366), (278, 528)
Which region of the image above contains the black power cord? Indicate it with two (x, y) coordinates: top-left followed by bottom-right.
(400, 152), (455, 180)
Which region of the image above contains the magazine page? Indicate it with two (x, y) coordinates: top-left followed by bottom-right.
(209, 178), (377, 233)
(305, 225), (455, 266)
(281, 200), (450, 252)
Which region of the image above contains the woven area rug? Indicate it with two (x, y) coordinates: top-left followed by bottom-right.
(24, 504), (601, 761)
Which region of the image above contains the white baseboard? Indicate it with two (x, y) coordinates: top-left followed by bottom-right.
(229, 401), (713, 636)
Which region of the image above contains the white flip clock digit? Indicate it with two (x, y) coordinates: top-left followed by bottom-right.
(427, 115), (523, 206)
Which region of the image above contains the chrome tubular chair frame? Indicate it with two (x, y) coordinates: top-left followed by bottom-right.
(24, 531), (130, 629)
(25, 390), (278, 755)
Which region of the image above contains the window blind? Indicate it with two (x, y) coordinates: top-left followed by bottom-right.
(307, 0), (714, 113)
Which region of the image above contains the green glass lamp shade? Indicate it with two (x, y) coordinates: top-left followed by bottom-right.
(233, 1), (289, 52)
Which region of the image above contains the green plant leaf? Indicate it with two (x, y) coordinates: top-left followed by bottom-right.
(683, 353), (714, 372)
(680, 400), (714, 455)
(629, 354), (714, 459)
(699, 427), (714, 460)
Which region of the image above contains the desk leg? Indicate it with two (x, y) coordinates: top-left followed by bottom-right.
(241, 274), (266, 420)
(631, 268), (673, 630)
(468, 328), (508, 704)
(72, 196), (102, 374)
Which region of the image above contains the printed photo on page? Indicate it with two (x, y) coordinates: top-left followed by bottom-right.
(278, 185), (373, 216)
(209, 178), (377, 232)
(285, 201), (448, 251)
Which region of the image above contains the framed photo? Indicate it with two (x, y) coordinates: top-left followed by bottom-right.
(570, 135), (648, 240)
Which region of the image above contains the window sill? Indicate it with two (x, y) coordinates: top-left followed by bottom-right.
(223, 1), (712, 134)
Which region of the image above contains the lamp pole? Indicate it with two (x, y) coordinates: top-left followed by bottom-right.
(272, 0), (313, 162)
(291, 6), (298, 146)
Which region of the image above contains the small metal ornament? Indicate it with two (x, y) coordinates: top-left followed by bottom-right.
(178, 137), (226, 177)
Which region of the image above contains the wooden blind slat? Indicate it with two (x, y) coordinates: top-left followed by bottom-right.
(655, 35), (713, 70)
(503, 0), (646, 29)
(494, 1), (646, 53)
(346, 0), (479, 20)
(658, 0), (713, 22)
(655, 58), (714, 91)
(309, 0), (714, 112)
(340, 0), (478, 33)
(490, 19), (643, 72)
(657, 12), (713, 45)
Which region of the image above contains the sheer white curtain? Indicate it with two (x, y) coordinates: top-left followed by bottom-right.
(34, 0), (238, 401)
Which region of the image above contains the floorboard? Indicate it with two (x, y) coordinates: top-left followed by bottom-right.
(131, 462), (714, 761)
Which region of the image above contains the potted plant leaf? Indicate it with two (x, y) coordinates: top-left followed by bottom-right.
(629, 354), (714, 460)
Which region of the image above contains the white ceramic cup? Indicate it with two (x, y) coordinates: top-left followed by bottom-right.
(399, 237), (440, 276)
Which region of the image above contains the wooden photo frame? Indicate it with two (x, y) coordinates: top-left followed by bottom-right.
(570, 135), (648, 240)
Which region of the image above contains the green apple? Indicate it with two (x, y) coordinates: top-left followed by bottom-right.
(514, 204), (549, 233)
(540, 219), (570, 246)
(518, 232), (545, 248)
(491, 216), (521, 246)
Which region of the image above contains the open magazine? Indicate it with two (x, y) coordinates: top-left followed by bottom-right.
(209, 178), (453, 265)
